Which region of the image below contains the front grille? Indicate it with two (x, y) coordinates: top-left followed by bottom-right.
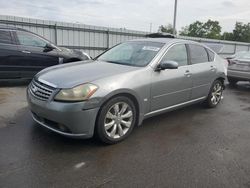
(29, 80), (55, 101)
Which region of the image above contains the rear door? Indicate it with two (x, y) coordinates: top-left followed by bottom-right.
(14, 31), (59, 78)
(150, 43), (192, 111)
(0, 29), (20, 79)
(187, 44), (217, 99)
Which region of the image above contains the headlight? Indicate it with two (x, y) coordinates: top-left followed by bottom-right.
(54, 83), (98, 102)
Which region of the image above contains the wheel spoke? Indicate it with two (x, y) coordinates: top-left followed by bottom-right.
(105, 120), (115, 130)
(216, 86), (222, 93)
(121, 120), (131, 128)
(117, 124), (124, 137)
(106, 112), (115, 120)
(114, 104), (120, 114)
(215, 92), (221, 96)
(121, 110), (132, 119)
(120, 103), (128, 114)
(110, 124), (117, 138)
(211, 96), (216, 103)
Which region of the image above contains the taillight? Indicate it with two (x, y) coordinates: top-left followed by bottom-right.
(228, 59), (236, 66)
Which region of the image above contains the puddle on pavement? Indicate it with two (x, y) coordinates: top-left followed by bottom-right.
(0, 87), (28, 128)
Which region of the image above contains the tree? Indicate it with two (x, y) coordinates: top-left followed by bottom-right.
(158, 24), (175, 34)
(203, 20), (221, 39)
(179, 19), (221, 39)
(221, 22), (250, 42)
(221, 32), (234, 41)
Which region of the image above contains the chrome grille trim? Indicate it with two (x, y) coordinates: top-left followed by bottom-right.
(29, 80), (55, 101)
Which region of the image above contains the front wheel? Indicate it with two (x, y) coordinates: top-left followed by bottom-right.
(95, 96), (136, 144)
(204, 80), (223, 108)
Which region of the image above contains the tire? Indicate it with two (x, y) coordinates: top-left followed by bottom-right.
(95, 96), (137, 144)
(204, 80), (223, 108)
(228, 77), (238, 86)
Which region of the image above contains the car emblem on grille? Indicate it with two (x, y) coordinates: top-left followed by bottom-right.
(32, 85), (38, 93)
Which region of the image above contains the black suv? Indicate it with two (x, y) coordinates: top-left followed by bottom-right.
(0, 24), (90, 80)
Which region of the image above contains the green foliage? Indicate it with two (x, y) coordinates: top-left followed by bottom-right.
(179, 19), (221, 39)
(225, 22), (250, 42)
(159, 20), (250, 42)
(203, 20), (221, 39)
(158, 24), (175, 34)
(179, 20), (250, 42)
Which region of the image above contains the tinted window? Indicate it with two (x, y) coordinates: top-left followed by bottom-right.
(16, 31), (47, 47)
(207, 49), (215, 62)
(162, 44), (188, 66)
(98, 41), (164, 67)
(0, 30), (13, 44)
(189, 44), (209, 64)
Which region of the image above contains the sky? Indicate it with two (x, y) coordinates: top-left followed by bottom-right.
(0, 0), (250, 33)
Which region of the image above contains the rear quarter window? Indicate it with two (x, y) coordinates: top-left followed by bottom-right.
(189, 44), (209, 64)
(207, 49), (215, 62)
(0, 30), (13, 44)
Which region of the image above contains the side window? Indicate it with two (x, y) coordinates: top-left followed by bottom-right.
(189, 44), (209, 64)
(162, 44), (188, 66)
(207, 49), (215, 62)
(0, 30), (13, 44)
(16, 31), (47, 48)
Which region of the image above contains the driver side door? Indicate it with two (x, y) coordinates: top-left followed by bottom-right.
(14, 31), (59, 78)
(150, 43), (192, 112)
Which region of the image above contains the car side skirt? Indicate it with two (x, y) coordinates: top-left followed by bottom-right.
(144, 96), (206, 119)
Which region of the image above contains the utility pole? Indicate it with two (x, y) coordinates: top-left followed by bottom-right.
(150, 23), (152, 33)
(173, 0), (178, 35)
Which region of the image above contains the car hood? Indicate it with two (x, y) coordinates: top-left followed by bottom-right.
(59, 47), (90, 60)
(35, 61), (140, 88)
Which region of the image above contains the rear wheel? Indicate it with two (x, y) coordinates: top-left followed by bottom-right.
(205, 80), (223, 108)
(228, 77), (238, 86)
(95, 96), (136, 144)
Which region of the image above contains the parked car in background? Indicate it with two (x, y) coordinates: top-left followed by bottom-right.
(27, 37), (227, 144)
(0, 24), (90, 80)
(227, 51), (250, 85)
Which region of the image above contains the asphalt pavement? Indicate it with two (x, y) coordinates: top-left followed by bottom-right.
(0, 82), (250, 188)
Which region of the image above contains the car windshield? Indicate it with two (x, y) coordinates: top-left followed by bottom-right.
(235, 51), (250, 59)
(97, 41), (165, 67)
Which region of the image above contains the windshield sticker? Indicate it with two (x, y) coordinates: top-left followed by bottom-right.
(142, 46), (160, 52)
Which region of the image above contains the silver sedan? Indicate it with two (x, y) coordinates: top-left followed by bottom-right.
(227, 51), (250, 85)
(27, 38), (227, 144)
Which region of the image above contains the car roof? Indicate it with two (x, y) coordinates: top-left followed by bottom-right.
(0, 24), (28, 32)
(130, 37), (200, 45)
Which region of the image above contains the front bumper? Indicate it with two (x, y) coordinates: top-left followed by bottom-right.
(27, 89), (100, 139)
(228, 69), (250, 81)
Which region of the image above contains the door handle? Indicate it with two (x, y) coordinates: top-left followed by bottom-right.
(184, 70), (192, 77)
(210, 65), (216, 72)
(21, 50), (31, 54)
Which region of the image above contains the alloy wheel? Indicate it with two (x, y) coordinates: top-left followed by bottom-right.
(104, 102), (133, 139)
(211, 83), (223, 105)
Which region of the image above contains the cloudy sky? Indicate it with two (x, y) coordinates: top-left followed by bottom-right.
(0, 0), (250, 32)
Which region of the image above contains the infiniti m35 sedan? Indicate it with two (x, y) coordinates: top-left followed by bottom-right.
(27, 38), (227, 144)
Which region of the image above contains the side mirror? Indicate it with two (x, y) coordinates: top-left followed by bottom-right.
(156, 60), (178, 71)
(44, 43), (56, 52)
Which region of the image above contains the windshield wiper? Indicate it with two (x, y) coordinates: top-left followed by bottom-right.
(103, 60), (135, 67)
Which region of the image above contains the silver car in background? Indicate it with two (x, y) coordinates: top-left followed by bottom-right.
(227, 51), (250, 85)
(27, 38), (227, 144)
